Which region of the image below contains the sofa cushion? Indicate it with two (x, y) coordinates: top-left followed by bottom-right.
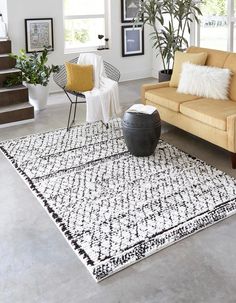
(145, 87), (200, 112)
(177, 63), (232, 100)
(187, 47), (230, 68)
(170, 51), (208, 87)
(180, 98), (236, 131)
(223, 53), (236, 102)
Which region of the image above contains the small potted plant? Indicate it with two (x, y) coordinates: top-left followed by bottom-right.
(9, 47), (59, 110)
(135, 0), (202, 81)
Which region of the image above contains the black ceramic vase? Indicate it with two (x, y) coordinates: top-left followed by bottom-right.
(122, 111), (161, 157)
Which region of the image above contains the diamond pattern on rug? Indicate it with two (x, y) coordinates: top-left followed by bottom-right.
(1, 119), (236, 282)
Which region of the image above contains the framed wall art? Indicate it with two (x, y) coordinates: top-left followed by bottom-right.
(25, 18), (54, 53)
(121, 0), (143, 23)
(122, 25), (144, 57)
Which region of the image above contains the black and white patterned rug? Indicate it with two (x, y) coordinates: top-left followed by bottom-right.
(1, 119), (236, 282)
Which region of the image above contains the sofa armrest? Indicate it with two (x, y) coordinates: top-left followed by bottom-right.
(141, 81), (170, 103)
(227, 114), (236, 152)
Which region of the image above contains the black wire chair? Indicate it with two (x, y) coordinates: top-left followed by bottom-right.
(53, 56), (121, 131)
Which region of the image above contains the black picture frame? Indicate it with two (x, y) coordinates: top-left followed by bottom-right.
(25, 18), (54, 53)
(122, 25), (144, 57)
(121, 0), (143, 23)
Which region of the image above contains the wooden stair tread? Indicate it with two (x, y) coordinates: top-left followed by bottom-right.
(0, 40), (35, 124)
(0, 102), (34, 124)
(0, 40), (11, 55)
(0, 68), (20, 74)
(0, 85), (26, 93)
(0, 55), (16, 70)
(0, 102), (33, 113)
(0, 85), (28, 106)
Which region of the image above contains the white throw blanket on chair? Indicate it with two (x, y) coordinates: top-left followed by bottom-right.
(77, 53), (121, 123)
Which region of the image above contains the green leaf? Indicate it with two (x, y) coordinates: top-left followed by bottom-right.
(9, 46), (59, 86)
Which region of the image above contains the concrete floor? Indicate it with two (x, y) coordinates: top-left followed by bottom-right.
(0, 78), (236, 303)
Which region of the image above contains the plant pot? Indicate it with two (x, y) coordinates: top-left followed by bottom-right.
(158, 69), (173, 83)
(27, 84), (49, 111)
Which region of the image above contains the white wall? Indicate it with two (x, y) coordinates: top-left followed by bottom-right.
(0, 0), (8, 26)
(4, 0), (155, 93)
(152, 47), (162, 79)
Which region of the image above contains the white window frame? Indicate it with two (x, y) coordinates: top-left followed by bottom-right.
(227, 0), (235, 50)
(193, 0), (236, 51)
(63, 0), (110, 53)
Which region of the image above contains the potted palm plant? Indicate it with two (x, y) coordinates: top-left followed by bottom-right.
(9, 47), (59, 110)
(135, 0), (202, 81)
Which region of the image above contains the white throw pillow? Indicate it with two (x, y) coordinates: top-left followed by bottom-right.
(177, 63), (232, 100)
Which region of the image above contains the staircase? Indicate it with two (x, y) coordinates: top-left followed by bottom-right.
(0, 40), (34, 125)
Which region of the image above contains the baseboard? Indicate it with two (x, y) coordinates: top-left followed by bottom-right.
(49, 88), (64, 94)
(120, 69), (153, 82)
(0, 118), (34, 128)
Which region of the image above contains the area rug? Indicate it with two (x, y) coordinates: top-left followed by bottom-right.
(1, 119), (236, 282)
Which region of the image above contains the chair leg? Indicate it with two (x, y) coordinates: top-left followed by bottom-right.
(101, 121), (109, 129)
(72, 96), (78, 124)
(231, 153), (236, 169)
(67, 103), (73, 131)
(64, 90), (85, 131)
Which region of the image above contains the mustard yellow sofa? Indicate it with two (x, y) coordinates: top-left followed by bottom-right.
(141, 47), (236, 168)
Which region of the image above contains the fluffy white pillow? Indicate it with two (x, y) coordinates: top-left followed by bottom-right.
(177, 63), (232, 100)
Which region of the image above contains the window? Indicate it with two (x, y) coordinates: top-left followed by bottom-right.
(64, 0), (108, 52)
(195, 0), (236, 51)
(198, 0), (228, 50)
(234, 0), (236, 50)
